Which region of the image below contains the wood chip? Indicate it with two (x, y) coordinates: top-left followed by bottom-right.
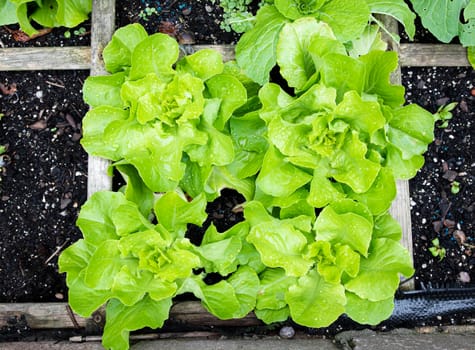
(29, 120), (47, 130)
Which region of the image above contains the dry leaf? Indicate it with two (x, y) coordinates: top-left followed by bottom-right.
(0, 82), (17, 95)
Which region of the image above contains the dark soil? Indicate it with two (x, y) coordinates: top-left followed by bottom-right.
(404, 67), (475, 289)
(0, 70), (88, 302)
(0, 23), (91, 48)
(116, 0), (251, 44)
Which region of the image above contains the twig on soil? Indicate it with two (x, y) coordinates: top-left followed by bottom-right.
(231, 204), (244, 213)
(45, 80), (65, 89)
(44, 239), (70, 265)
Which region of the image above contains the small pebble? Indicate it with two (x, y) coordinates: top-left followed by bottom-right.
(279, 326), (295, 339)
(182, 7), (191, 15)
(205, 5), (213, 12)
(55, 293), (64, 300)
(458, 271), (471, 283)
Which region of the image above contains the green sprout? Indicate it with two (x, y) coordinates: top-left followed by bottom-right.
(428, 238), (446, 261)
(74, 27), (86, 36)
(0, 145), (5, 155)
(434, 102), (457, 128)
(451, 181), (461, 194)
(138, 6), (158, 21)
(64, 30), (71, 38)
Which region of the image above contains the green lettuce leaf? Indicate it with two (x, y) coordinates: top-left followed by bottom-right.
(255, 307), (290, 324)
(256, 268), (297, 310)
(7, 0), (91, 35)
(129, 32), (179, 81)
(176, 49), (224, 81)
(102, 296), (172, 350)
(115, 164), (154, 217)
(256, 145), (312, 197)
(468, 46), (475, 69)
(76, 191), (130, 247)
(180, 266), (259, 319)
(345, 291), (394, 325)
(314, 199), (373, 257)
(246, 201), (314, 276)
(410, 0), (475, 46)
(67, 270), (112, 317)
(236, 5), (289, 84)
(318, 0), (370, 42)
(277, 18), (335, 91)
(154, 192), (207, 237)
(347, 167), (396, 215)
(83, 72), (126, 108)
(344, 238), (414, 301)
(365, 0), (416, 40)
(197, 225), (242, 275)
(102, 23), (148, 73)
(0, 0), (17, 25)
(359, 50), (405, 108)
(372, 213), (402, 241)
(285, 269), (346, 327)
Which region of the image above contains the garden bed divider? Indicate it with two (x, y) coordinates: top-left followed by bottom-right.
(0, 0), (473, 334)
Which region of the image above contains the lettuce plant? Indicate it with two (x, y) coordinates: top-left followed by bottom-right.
(81, 24), (253, 200)
(252, 18), (435, 215)
(409, 0), (475, 47)
(235, 0), (416, 84)
(0, 0), (92, 36)
(59, 13), (443, 350)
(59, 189), (262, 350)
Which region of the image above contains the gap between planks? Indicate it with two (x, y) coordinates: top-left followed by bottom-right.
(0, 43), (471, 71)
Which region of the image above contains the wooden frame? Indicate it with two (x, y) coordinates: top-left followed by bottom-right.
(0, 0), (472, 331)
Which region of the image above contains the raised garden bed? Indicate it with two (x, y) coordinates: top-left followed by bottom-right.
(1, 0), (474, 347)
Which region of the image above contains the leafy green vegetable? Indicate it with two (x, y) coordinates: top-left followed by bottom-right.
(469, 46), (475, 69)
(409, 0), (475, 46)
(236, 0), (417, 84)
(82, 24), (250, 198)
(0, 0), (92, 36)
(61, 7), (442, 347)
(365, 0), (416, 40)
(59, 189), (262, 350)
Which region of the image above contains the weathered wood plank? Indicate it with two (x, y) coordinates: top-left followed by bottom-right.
(0, 43), (471, 72)
(0, 302), (261, 329)
(0, 303), (90, 329)
(378, 17), (414, 290)
(399, 43), (471, 67)
(0, 47), (91, 71)
(87, 0), (116, 197)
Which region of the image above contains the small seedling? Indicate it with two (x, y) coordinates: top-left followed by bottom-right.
(138, 6), (158, 20)
(74, 27), (87, 36)
(451, 181), (460, 194)
(434, 102), (457, 128)
(428, 238), (446, 261)
(64, 30), (71, 38)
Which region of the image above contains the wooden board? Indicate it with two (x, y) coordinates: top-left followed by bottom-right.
(0, 301), (261, 329)
(400, 44), (471, 67)
(0, 43), (471, 71)
(0, 47), (91, 71)
(378, 16), (414, 290)
(86, 0), (117, 196)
